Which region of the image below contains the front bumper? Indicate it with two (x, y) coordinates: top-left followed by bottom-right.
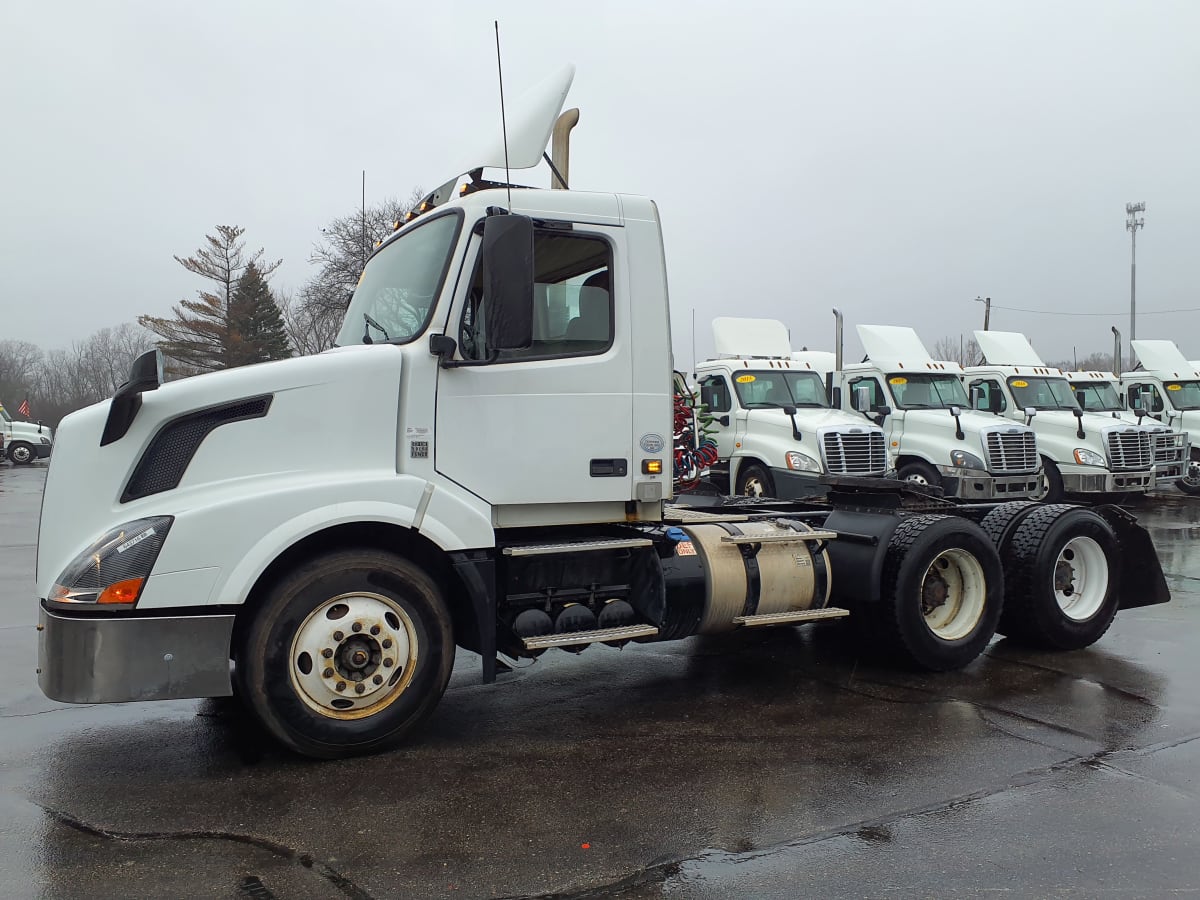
(1061, 468), (1154, 494)
(38, 604), (234, 703)
(940, 471), (1042, 501)
(35, 443), (52, 459)
(769, 467), (832, 499)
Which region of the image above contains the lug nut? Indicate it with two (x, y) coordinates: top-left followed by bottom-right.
(323, 668), (334, 678)
(383, 658), (394, 668)
(333, 631), (344, 642)
(352, 622), (363, 633)
(355, 683), (366, 694)
(373, 674), (383, 685)
(370, 624), (381, 635)
(335, 681), (346, 692)
(382, 639), (393, 649)
(321, 648), (333, 659)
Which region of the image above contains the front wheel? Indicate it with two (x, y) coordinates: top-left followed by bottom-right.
(236, 550), (454, 758)
(735, 462), (775, 498)
(997, 505), (1120, 650)
(7, 441), (34, 465)
(1029, 458), (1063, 503)
(1177, 459), (1200, 496)
(897, 460), (942, 492)
(875, 514), (1004, 671)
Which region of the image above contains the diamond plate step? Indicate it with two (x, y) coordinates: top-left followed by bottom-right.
(733, 607), (850, 626)
(502, 538), (652, 557)
(521, 624), (660, 650)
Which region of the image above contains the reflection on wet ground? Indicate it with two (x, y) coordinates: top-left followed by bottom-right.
(2, 465), (1198, 898)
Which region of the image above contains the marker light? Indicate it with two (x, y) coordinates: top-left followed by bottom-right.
(642, 459), (663, 474)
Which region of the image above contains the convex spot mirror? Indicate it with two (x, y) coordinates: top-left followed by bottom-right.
(482, 214), (534, 352)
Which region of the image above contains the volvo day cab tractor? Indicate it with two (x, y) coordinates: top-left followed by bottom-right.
(965, 331), (1157, 503)
(1121, 340), (1200, 495)
(35, 66), (1171, 758)
(1065, 369), (1189, 489)
(695, 317), (888, 498)
(0, 402), (53, 465)
(819, 319), (1042, 501)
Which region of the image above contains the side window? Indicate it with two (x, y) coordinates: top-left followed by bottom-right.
(969, 379), (1006, 412)
(459, 229), (614, 361)
(700, 376), (732, 413)
(847, 377), (883, 411)
(1128, 383), (1164, 413)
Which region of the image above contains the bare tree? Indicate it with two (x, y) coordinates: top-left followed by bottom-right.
(931, 335), (982, 367)
(0, 339), (44, 407)
(1043, 351), (1117, 372)
(279, 289), (341, 357)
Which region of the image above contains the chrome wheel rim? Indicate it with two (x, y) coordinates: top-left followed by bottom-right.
(920, 548), (987, 641)
(742, 475), (767, 497)
(10, 445), (31, 463)
(289, 592), (418, 720)
(1053, 536), (1108, 622)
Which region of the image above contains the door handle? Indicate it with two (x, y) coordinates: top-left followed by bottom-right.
(589, 458), (628, 477)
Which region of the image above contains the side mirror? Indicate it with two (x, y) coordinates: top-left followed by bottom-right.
(949, 404), (962, 418)
(1139, 389), (1154, 413)
(969, 386), (984, 410)
(717, 415), (730, 427)
(1072, 406), (1083, 419)
(988, 392), (1003, 414)
(782, 404), (798, 416)
(100, 349), (164, 446)
(1135, 407), (1147, 419)
(873, 405), (892, 425)
(1075, 389), (1087, 408)
(853, 384), (872, 412)
(481, 214), (534, 352)
(1024, 406), (1037, 426)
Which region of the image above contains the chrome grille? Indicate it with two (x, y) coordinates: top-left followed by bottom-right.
(1106, 429), (1153, 470)
(821, 430), (887, 475)
(983, 430), (1038, 473)
(1153, 431), (1187, 465)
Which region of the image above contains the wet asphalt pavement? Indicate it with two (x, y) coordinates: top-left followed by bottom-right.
(2, 464), (1199, 899)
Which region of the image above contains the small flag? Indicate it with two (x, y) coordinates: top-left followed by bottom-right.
(18, 397), (31, 417)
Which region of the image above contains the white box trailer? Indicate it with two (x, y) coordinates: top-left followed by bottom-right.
(34, 67), (1171, 757)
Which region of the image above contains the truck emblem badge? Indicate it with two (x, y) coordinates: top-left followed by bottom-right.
(640, 433), (665, 453)
(410, 441), (429, 459)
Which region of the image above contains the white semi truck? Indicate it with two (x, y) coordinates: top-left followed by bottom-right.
(1120, 340), (1200, 495)
(695, 317), (888, 498)
(35, 67), (1170, 758)
(814, 318), (1042, 502)
(0, 402), (53, 464)
(964, 331), (1157, 502)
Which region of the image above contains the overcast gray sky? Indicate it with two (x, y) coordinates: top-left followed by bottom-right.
(3, 1), (1198, 367)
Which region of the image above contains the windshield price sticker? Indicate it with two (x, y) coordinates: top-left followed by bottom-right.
(1012, 379), (1029, 388)
(736, 375), (756, 383)
(889, 377), (907, 385)
(1168, 384), (1182, 391)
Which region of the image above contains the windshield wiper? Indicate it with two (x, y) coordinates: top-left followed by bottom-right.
(362, 313), (390, 344)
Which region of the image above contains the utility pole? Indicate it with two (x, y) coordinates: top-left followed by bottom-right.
(1126, 201), (1145, 367)
(974, 296), (991, 330)
(361, 170), (368, 272)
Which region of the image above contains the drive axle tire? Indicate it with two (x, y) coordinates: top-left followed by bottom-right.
(978, 501), (1039, 550)
(7, 441), (34, 465)
(236, 550), (454, 759)
(736, 463), (775, 498)
(876, 514), (1003, 671)
(997, 505), (1120, 650)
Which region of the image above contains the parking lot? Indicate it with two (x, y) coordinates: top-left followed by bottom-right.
(2, 461), (1198, 898)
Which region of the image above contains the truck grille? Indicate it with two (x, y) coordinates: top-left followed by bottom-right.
(822, 431), (887, 475)
(1106, 429), (1152, 470)
(1153, 431), (1187, 465)
(983, 430), (1038, 473)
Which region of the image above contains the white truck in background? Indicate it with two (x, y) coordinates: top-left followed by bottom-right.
(695, 317), (888, 497)
(1064, 369), (1189, 491)
(1119, 339), (1200, 495)
(811, 317), (1042, 502)
(964, 331), (1156, 502)
(0, 402), (53, 465)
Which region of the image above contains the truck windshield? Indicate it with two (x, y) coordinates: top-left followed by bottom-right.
(733, 371), (829, 409)
(1072, 382), (1122, 412)
(1008, 376), (1078, 411)
(335, 212), (461, 347)
(0, 407), (10, 423)
(1164, 380), (1200, 410)
(886, 374), (968, 409)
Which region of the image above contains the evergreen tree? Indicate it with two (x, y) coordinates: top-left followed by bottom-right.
(229, 262), (292, 365)
(140, 225), (281, 372)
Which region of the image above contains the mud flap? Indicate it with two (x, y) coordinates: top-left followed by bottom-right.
(1094, 505), (1170, 610)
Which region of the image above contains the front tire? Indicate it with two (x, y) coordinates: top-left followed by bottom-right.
(1030, 458), (1064, 503)
(997, 505), (1120, 650)
(1177, 458), (1200, 496)
(8, 441), (34, 465)
(875, 514), (1004, 671)
(236, 550), (454, 759)
(897, 460), (942, 493)
(735, 462), (775, 498)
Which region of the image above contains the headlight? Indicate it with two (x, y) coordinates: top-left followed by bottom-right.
(49, 516), (173, 606)
(785, 451), (822, 473)
(1073, 448), (1106, 467)
(40, 437), (51, 445)
(950, 450), (985, 469)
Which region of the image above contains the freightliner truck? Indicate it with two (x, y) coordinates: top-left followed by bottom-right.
(695, 317), (888, 498)
(36, 67), (1170, 757)
(1120, 339), (1200, 495)
(0, 401), (53, 465)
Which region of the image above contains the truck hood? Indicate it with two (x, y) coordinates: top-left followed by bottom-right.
(747, 407), (883, 435)
(36, 346), (403, 593)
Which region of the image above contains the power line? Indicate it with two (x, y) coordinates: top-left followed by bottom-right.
(987, 303), (1200, 317)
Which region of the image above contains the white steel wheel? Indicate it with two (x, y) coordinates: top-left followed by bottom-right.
(742, 475), (767, 496)
(1052, 536), (1109, 622)
(905, 472), (932, 486)
(920, 548), (988, 641)
(289, 592), (419, 720)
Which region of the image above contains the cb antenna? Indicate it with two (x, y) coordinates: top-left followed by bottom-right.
(494, 21), (512, 210)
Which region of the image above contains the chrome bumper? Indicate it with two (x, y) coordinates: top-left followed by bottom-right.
(1061, 470), (1154, 494)
(38, 605), (234, 703)
(942, 471), (1042, 501)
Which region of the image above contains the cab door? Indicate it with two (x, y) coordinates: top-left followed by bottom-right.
(434, 222), (634, 509)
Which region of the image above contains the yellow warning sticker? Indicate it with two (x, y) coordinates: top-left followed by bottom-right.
(888, 376), (907, 385)
(1011, 379), (1028, 388)
(736, 374), (756, 383)
(1167, 384), (1182, 391)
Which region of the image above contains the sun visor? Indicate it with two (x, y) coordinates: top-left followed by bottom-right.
(712, 317), (791, 358)
(973, 331), (1043, 366)
(857, 325), (932, 362)
(1131, 340), (1192, 373)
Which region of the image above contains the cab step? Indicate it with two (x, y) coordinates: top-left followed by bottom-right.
(521, 624), (660, 650)
(503, 538), (653, 558)
(720, 530), (838, 545)
(733, 607), (850, 627)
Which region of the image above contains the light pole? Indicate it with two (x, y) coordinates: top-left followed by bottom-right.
(974, 296), (991, 330)
(1126, 201), (1145, 366)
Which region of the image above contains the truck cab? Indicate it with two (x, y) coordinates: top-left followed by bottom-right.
(0, 402), (53, 465)
(1065, 369), (1188, 488)
(826, 324), (1042, 501)
(695, 318), (887, 497)
(964, 331), (1156, 502)
(1120, 340), (1200, 494)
